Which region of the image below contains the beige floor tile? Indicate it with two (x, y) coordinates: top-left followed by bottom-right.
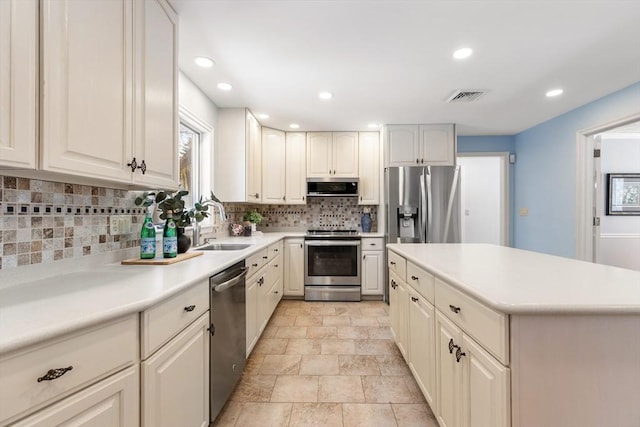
(362, 376), (423, 403)
(368, 326), (394, 339)
(212, 401), (243, 426)
(343, 306), (364, 316)
(359, 307), (388, 317)
(286, 338), (322, 355)
(271, 375), (319, 402)
(234, 402), (293, 427)
(261, 324), (279, 338)
(309, 305), (337, 316)
(290, 403), (344, 427)
(244, 354), (265, 375)
(342, 403), (397, 427)
(306, 326), (338, 339)
(295, 315), (324, 326)
(334, 306), (350, 316)
(392, 403), (439, 427)
(253, 338), (289, 355)
(323, 315), (352, 326)
(354, 339), (395, 355)
(337, 326), (370, 339)
(230, 375), (276, 402)
(376, 354), (412, 376)
(376, 316), (390, 326)
(338, 355), (381, 375)
(403, 376), (427, 403)
(259, 354), (302, 375)
(276, 326), (309, 338)
(318, 375), (365, 403)
(350, 315), (379, 326)
(271, 314), (297, 326)
(321, 339), (357, 355)
(283, 306), (313, 316)
(299, 354), (340, 375)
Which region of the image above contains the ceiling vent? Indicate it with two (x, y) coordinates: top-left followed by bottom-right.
(446, 90), (485, 103)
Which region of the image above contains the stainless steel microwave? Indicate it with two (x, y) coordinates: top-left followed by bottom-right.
(306, 178), (359, 197)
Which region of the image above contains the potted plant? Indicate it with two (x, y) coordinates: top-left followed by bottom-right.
(242, 209), (263, 232)
(135, 190), (220, 252)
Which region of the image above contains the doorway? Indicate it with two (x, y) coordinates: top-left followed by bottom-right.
(457, 153), (509, 246)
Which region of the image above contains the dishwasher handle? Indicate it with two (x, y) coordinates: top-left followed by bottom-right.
(212, 267), (248, 292)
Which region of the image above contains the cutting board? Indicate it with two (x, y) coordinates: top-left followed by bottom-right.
(121, 251), (203, 265)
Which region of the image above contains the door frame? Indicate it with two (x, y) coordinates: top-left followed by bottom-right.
(456, 152), (510, 246)
(574, 113), (640, 261)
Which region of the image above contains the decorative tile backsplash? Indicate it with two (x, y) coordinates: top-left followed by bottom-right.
(0, 175), (377, 271)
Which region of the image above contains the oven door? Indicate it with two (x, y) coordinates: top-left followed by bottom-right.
(304, 240), (361, 286)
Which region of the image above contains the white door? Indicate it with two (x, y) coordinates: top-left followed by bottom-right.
(358, 131), (380, 205)
(458, 154), (509, 246)
(285, 132), (307, 204)
(386, 125), (420, 166)
(247, 111), (262, 203)
(361, 251), (383, 295)
(436, 312), (463, 427)
(306, 132), (332, 177)
(246, 276), (259, 354)
(284, 239), (304, 297)
(408, 288), (436, 407)
(420, 124), (455, 165)
(333, 132), (359, 177)
(262, 127), (286, 204)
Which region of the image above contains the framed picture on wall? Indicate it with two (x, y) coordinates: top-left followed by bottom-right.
(607, 173), (640, 215)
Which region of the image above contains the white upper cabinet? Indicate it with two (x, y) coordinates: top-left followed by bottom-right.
(284, 132), (307, 204)
(40, 0), (178, 188)
(0, 0), (37, 169)
(386, 124), (455, 166)
(262, 127), (286, 204)
(307, 132), (358, 178)
(216, 108), (262, 202)
(358, 131), (380, 205)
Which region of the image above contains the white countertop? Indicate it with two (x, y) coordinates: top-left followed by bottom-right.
(0, 233), (301, 355)
(387, 243), (640, 315)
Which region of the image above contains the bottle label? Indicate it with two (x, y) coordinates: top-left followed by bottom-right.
(141, 237), (156, 255)
(163, 237), (177, 255)
(145, 222), (155, 230)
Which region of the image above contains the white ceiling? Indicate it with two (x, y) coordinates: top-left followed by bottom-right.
(172, 0), (640, 135)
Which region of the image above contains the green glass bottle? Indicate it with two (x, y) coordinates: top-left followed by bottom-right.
(163, 210), (178, 258)
(140, 207), (156, 259)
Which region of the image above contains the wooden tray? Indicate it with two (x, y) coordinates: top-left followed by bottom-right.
(121, 251), (203, 265)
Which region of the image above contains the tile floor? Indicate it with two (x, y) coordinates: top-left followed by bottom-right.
(213, 300), (439, 427)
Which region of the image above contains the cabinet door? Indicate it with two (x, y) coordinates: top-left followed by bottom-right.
(262, 127), (286, 204)
(386, 125), (420, 166)
(246, 276), (259, 355)
(256, 272), (270, 335)
(436, 311), (463, 427)
(0, 0), (37, 169)
(389, 274), (408, 359)
(333, 132), (359, 177)
(284, 239), (304, 296)
(285, 132), (307, 204)
(408, 288), (436, 408)
(306, 132), (332, 177)
(142, 313), (209, 427)
(40, 0), (133, 182)
(358, 132), (380, 205)
(361, 251), (383, 296)
(133, 0), (179, 188)
(247, 111), (262, 202)
(420, 124), (455, 166)
(13, 366), (139, 427)
(461, 335), (510, 427)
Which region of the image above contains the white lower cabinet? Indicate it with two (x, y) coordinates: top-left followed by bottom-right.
(12, 366), (139, 427)
(407, 287), (436, 408)
(142, 313), (210, 427)
(246, 273), (259, 354)
(361, 250), (384, 296)
(284, 238), (304, 297)
(389, 272), (408, 360)
(436, 312), (463, 427)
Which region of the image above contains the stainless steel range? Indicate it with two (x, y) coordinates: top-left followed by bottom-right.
(304, 229), (361, 301)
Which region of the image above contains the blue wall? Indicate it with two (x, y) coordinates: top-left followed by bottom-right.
(513, 82), (640, 257)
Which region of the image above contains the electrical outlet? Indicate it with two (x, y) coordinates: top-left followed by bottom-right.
(519, 207), (529, 216)
(109, 215), (132, 235)
(119, 216), (132, 234)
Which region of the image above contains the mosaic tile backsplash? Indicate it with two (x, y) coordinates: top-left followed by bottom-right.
(0, 175), (377, 271)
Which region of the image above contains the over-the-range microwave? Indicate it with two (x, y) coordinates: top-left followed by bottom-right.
(306, 177), (359, 197)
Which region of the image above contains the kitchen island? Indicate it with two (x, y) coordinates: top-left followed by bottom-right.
(387, 243), (640, 427)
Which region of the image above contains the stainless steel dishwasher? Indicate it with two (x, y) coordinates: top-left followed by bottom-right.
(209, 260), (248, 422)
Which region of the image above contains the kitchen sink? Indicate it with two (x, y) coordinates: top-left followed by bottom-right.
(195, 243), (252, 251)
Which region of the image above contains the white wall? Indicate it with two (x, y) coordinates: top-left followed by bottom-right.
(178, 72), (218, 127)
(598, 135), (640, 271)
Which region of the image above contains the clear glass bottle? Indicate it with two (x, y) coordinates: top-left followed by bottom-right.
(163, 210), (178, 258)
(140, 207), (156, 259)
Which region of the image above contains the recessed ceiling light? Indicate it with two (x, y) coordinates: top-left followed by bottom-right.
(546, 88), (564, 97)
(289, 123), (300, 129)
(453, 47), (473, 59)
(318, 91), (333, 100)
(217, 82), (232, 91)
(194, 56), (215, 68)
(368, 123), (380, 129)
(256, 113), (270, 120)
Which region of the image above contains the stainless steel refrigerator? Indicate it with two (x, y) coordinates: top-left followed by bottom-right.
(385, 166), (462, 245)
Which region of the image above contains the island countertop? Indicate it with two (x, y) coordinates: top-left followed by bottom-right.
(386, 243), (640, 314)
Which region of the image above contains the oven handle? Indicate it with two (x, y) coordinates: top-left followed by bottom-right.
(304, 240), (361, 247)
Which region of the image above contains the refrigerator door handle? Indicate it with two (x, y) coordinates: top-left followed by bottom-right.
(443, 165), (461, 242)
(426, 168), (433, 243)
(420, 170), (427, 243)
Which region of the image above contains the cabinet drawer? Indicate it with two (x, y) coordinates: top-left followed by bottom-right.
(267, 240), (283, 260)
(387, 250), (406, 281)
(361, 237), (384, 250)
(406, 261), (435, 304)
(435, 278), (509, 364)
(246, 248), (269, 278)
(0, 315), (138, 425)
(141, 281), (209, 359)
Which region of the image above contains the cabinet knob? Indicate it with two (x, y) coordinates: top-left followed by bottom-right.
(421, 158), (424, 164)
(274, 264), (279, 268)
(390, 261), (396, 265)
(456, 347), (466, 363)
(411, 275), (418, 281)
(449, 304), (461, 314)
(369, 243), (376, 246)
(283, 196), (286, 201)
(274, 290), (279, 294)
(37, 366), (73, 382)
(253, 193), (260, 198)
(262, 256), (268, 259)
(411, 296), (418, 302)
(127, 157), (138, 172)
(416, 158), (419, 164)
(448, 338), (458, 354)
(139, 159), (147, 174)
(184, 305), (196, 312)
(252, 263), (258, 267)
